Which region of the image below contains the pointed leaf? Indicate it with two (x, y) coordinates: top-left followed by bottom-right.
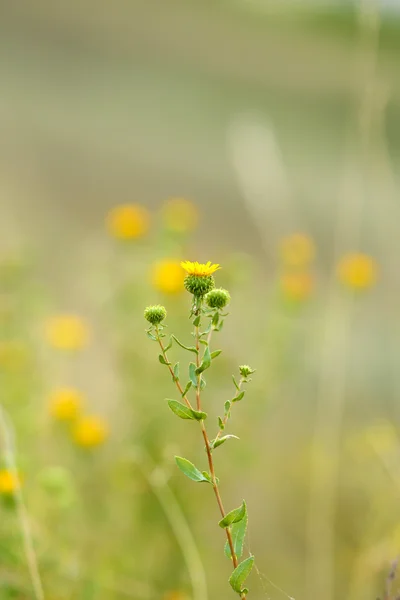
(173, 362), (180, 381)
(212, 311), (220, 327)
(159, 354), (170, 365)
(167, 399), (196, 420)
(200, 376), (206, 390)
(233, 391), (245, 403)
(211, 349), (222, 359)
(225, 507), (248, 559)
(164, 336), (173, 351)
(212, 434), (239, 450)
(218, 416), (225, 430)
(191, 409), (208, 421)
(146, 331), (157, 341)
(181, 381), (192, 397)
(224, 400), (231, 415)
(232, 375), (240, 391)
(196, 346), (211, 374)
(193, 315), (201, 327)
(172, 335), (198, 354)
(189, 363), (198, 387)
(175, 457), (209, 483)
(219, 501), (246, 528)
(229, 555), (254, 594)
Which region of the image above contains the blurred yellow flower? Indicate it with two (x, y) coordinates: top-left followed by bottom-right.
(337, 253), (377, 290)
(0, 341), (27, 371)
(0, 469), (20, 495)
(280, 233), (315, 268)
(106, 204), (150, 240)
(49, 388), (83, 421)
(162, 197), (199, 233)
(45, 315), (89, 351)
(163, 592), (189, 600)
(73, 416), (108, 448)
(152, 260), (184, 294)
(181, 261), (220, 276)
(280, 271), (313, 302)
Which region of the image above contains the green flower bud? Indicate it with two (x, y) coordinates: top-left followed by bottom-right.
(184, 274), (215, 297)
(205, 288), (231, 309)
(239, 365), (255, 378)
(144, 305), (167, 325)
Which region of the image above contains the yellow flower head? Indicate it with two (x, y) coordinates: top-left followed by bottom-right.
(0, 341), (28, 372)
(163, 593), (189, 600)
(337, 253), (377, 290)
(162, 197), (199, 233)
(0, 469), (21, 495)
(151, 260), (184, 294)
(73, 416), (108, 448)
(181, 261), (220, 277)
(280, 271), (313, 302)
(106, 204), (150, 240)
(45, 315), (89, 351)
(49, 388), (83, 421)
(280, 233), (316, 268)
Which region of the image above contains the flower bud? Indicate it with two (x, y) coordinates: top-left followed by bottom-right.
(239, 365), (255, 378)
(184, 275), (215, 298)
(144, 305), (167, 325)
(205, 288), (231, 310)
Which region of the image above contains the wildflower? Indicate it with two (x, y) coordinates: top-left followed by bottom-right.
(280, 271), (313, 302)
(0, 341), (27, 371)
(106, 204), (150, 240)
(280, 233), (315, 268)
(163, 592), (188, 600)
(205, 288), (231, 309)
(49, 388), (83, 421)
(144, 305), (167, 325)
(45, 314), (89, 351)
(337, 253), (377, 290)
(239, 365), (256, 378)
(151, 260), (184, 294)
(162, 197), (199, 233)
(0, 469), (20, 495)
(73, 416), (108, 448)
(181, 261), (219, 298)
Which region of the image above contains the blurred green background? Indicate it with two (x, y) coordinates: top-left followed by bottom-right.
(1, 1), (400, 599)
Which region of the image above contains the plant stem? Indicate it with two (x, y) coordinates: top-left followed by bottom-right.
(156, 330), (194, 411)
(213, 379), (244, 445)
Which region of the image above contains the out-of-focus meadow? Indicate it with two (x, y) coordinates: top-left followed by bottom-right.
(1, 1), (400, 599)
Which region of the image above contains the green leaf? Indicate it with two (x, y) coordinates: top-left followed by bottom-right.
(200, 376), (206, 390)
(167, 400), (207, 421)
(196, 346), (212, 375)
(232, 375), (240, 391)
(146, 331), (157, 341)
(211, 349), (222, 359)
(193, 315), (201, 327)
(173, 362), (180, 381)
(181, 381), (192, 397)
(233, 391), (245, 403)
(215, 319), (224, 331)
(218, 416), (225, 430)
(175, 456), (210, 483)
(219, 500), (246, 528)
(211, 434), (239, 450)
(172, 335), (198, 354)
(225, 508), (248, 560)
(201, 471), (212, 483)
(212, 311), (220, 327)
(189, 363), (198, 387)
(159, 354), (170, 365)
(229, 555), (254, 594)
(199, 339), (208, 346)
(164, 336), (173, 351)
(224, 400), (231, 415)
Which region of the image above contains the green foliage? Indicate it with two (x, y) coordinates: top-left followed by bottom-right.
(229, 555), (254, 595)
(159, 354), (170, 365)
(171, 335), (198, 353)
(211, 434), (239, 450)
(196, 346), (211, 374)
(233, 391), (245, 403)
(189, 362), (198, 386)
(173, 362), (180, 381)
(225, 507), (248, 560)
(167, 399), (207, 421)
(181, 381), (192, 397)
(175, 456), (210, 483)
(219, 500), (246, 528)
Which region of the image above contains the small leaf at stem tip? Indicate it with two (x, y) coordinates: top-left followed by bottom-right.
(229, 555), (255, 595)
(175, 456), (210, 483)
(225, 508), (248, 560)
(224, 400), (231, 415)
(171, 335), (198, 354)
(181, 381), (192, 397)
(219, 500), (246, 528)
(232, 375), (240, 391)
(233, 391), (245, 403)
(159, 354), (170, 365)
(211, 434), (239, 450)
(193, 315), (201, 327)
(211, 349), (222, 359)
(146, 331), (157, 341)
(189, 363), (197, 386)
(195, 346), (212, 374)
(173, 362), (180, 381)
(218, 416), (225, 430)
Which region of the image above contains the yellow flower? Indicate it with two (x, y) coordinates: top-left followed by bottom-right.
(280, 233), (315, 268)
(162, 197), (199, 233)
(163, 593), (188, 600)
(0, 469), (21, 495)
(49, 388), (83, 421)
(0, 341), (28, 371)
(280, 271), (313, 302)
(73, 416), (108, 448)
(181, 261), (220, 276)
(151, 260), (184, 294)
(337, 253), (377, 290)
(106, 204), (150, 240)
(45, 315), (89, 351)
